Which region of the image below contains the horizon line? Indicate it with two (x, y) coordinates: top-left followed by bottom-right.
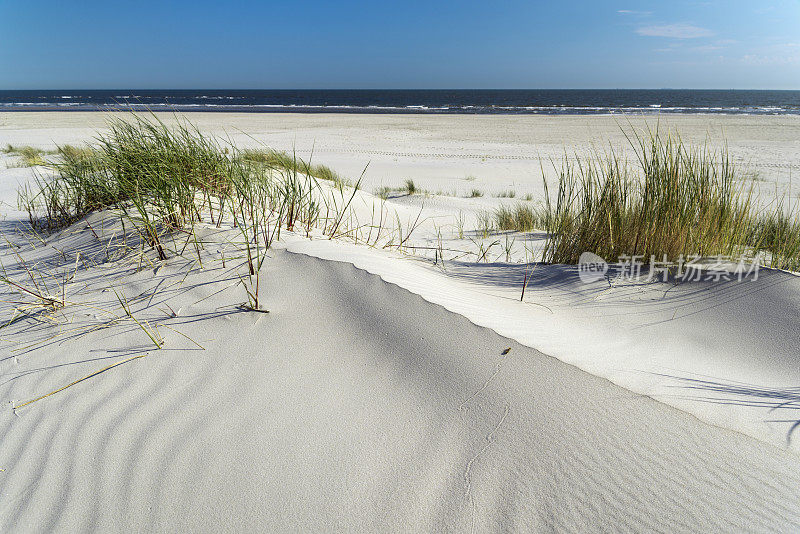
(2, 88), (800, 92)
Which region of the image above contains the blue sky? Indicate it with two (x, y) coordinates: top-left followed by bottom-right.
(1, 0), (798, 89)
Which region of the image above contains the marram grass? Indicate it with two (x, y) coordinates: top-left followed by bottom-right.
(237, 148), (346, 186)
(19, 113), (368, 310)
(3, 145), (56, 167)
(541, 128), (800, 270)
(494, 204), (541, 233)
(17, 115), (800, 273)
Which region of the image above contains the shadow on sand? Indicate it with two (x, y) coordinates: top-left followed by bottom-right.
(657, 373), (800, 445)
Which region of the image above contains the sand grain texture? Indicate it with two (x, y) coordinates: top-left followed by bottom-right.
(3, 115), (800, 532)
(2, 248), (800, 532)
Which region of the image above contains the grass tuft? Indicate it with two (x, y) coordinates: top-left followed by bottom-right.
(237, 148), (343, 184)
(3, 145), (55, 167)
(540, 127), (800, 270)
(374, 186), (393, 200)
(18, 113), (335, 309)
(494, 204), (541, 232)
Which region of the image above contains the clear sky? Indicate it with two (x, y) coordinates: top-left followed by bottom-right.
(1, 0), (798, 89)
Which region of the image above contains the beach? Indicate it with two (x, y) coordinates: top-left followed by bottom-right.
(2, 111), (800, 531)
(3, 111), (800, 196)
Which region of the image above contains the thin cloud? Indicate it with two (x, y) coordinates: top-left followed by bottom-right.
(617, 9), (652, 15)
(741, 53), (800, 65)
(690, 44), (724, 52)
(636, 24), (714, 39)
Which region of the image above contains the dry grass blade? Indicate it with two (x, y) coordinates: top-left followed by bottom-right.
(13, 354), (147, 410)
(114, 289), (164, 348)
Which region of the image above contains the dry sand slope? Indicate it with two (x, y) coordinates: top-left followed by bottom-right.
(3, 115), (800, 532)
(2, 237), (800, 532)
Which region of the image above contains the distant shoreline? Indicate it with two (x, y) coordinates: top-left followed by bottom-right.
(3, 107), (800, 116)
(1, 88), (799, 115)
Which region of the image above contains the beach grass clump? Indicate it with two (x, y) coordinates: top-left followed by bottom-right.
(93, 116), (233, 256)
(403, 179), (417, 195)
(746, 207), (800, 270)
(19, 113), (335, 309)
(374, 186), (393, 200)
(238, 148), (343, 184)
(21, 114), (316, 244)
(469, 189), (483, 198)
(495, 190), (516, 198)
(494, 203), (540, 232)
(312, 163), (340, 182)
(239, 147), (294, 168)
(476, 210), (495, 237)
(28, 115), (232, 233)
(540, 128), (800, 270)
(542, 130), (746, 264)
(3, 145), (53, 167)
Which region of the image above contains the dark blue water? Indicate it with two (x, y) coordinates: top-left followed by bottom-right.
(1, 89), (799, 115)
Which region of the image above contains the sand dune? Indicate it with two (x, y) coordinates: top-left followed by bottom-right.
(3, 239), (800, 532)
(3, 115), (800, 531)
(289, 237), (800, 452)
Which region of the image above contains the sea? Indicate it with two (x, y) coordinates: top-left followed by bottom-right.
(1, 89), (799, 115)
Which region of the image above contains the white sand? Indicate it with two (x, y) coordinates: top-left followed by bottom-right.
(3, 111), (800, 199)
(2, 113), (800, 531)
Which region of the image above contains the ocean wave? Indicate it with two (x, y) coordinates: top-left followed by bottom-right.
(0, 101), (798, 115)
